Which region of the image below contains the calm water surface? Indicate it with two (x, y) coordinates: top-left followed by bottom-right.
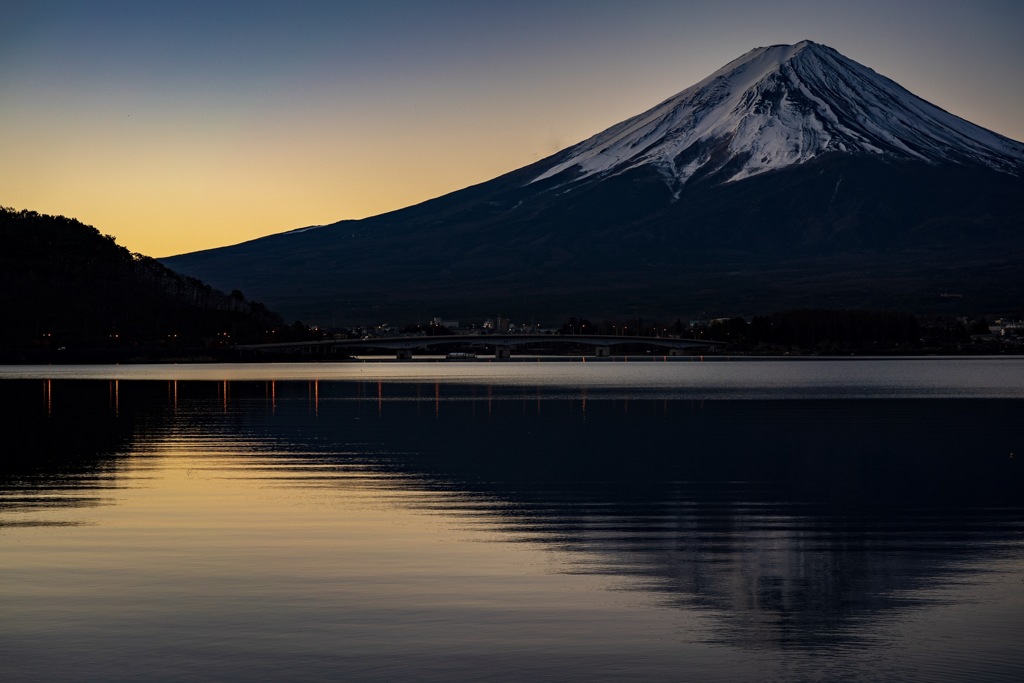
(2, 359), (1023, 682)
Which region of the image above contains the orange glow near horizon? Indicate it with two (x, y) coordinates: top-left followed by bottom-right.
(1, 127), (545, 258)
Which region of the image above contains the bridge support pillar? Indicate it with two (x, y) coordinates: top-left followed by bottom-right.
(495, 345), (511, 359)
(595, 346), (611, 357)
(396, 349), (412, 360)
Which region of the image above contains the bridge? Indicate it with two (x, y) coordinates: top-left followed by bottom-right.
(236, 334), (723, 359)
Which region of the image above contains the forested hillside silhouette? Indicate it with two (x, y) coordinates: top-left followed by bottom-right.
(1, 207), (303, 358)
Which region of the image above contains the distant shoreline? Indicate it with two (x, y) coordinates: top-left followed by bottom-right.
(2, 347), (1021, 366)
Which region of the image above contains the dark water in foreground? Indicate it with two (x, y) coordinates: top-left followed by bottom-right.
(2, 360), (1023, 682)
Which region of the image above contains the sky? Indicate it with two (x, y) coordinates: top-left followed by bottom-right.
(2, 0), (1022, 257)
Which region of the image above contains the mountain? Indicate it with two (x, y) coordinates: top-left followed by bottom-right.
(163, 41), (1024, 325)
(0, 207), (289, 357)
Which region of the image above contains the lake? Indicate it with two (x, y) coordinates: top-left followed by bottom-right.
(2, 358), (1023, 682)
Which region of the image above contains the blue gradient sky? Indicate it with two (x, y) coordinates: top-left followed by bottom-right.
(2, 0), (1021, 256)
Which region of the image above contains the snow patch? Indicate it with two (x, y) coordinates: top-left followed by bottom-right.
(530, 41), (1024, 192)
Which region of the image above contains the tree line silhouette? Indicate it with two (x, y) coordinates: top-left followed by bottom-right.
(557, 309), (999, 353)
(1, 207), (313, 359)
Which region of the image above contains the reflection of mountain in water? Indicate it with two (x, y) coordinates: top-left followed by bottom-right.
(4, 379), (1023, 650)
(244, 382), (1024, 650)
(1, 380), (147, 524)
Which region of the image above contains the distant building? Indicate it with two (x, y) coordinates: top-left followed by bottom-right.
(431, 317), (459, 331)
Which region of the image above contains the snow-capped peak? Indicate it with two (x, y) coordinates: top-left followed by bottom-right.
(531, 41), (1024, 193)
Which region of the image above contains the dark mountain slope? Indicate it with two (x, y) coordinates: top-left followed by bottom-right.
(165, 155), (1024, 323)
(0, 207), (287, 353)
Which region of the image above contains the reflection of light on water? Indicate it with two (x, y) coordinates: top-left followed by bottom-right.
(109, 379), (119, 416)
(218, 379), (228, 413)
(44, 378), (52, 417)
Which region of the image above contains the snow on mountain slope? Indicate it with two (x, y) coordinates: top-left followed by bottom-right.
(532, 41), (1024, 194)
